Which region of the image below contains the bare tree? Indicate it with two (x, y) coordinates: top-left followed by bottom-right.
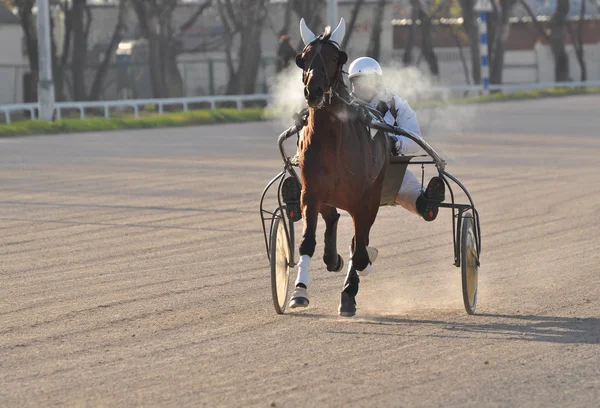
(567, 0), (586, 81)
(449, 26), (472, 85)
(131, 0), (213, 98)
(218, 0), (268, 95)
(366, 0), (386, 61)
(402, 0), (441, 77)
(549, 0), (571, 81)
(290, 0), (324, 51)
(6, 0), (131, 101)
(341, 0), (366, 49)
(459, 0), (481, 84)
(276, 0), (293, 37)
(417, 0), (440, 77)
(6, 0), (37, 101)
(519, 0), (571, 82)
(487, 0), (517, 85)
(403, 1), (419, 66)
(88, 0), (129, 100)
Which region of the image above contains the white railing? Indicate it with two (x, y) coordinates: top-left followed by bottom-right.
(0, 93), (270, 124)
(1, 80), (600, 124)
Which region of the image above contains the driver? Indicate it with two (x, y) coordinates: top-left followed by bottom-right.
(348, 57), (445, 221)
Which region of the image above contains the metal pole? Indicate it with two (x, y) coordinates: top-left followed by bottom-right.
(327, 0), (338, 28)
(479, 11), (490, 95)
(37, 0), (55, 121)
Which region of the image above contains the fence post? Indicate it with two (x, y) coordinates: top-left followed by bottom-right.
(475, 0), (492, 95)
(208, 60), (215, 96)
(182, 63), (188, 97)
(261, 59), (268, 94)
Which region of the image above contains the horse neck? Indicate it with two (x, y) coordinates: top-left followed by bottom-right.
(307, 99), (346, 142)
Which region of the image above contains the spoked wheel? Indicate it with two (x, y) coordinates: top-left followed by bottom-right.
(270, 209), (295, 314)
(461, 213), (479, 315)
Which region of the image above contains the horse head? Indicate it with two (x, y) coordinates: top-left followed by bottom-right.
(295, 18), (348, 108)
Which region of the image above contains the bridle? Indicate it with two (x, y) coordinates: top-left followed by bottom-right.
(298, 38), (346, 106)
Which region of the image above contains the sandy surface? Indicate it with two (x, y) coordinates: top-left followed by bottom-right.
(1, 95), (599, 407)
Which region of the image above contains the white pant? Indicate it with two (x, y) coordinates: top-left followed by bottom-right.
(395, 170), (421, 214)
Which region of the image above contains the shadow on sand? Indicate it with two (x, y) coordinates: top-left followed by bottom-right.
(289, 312), (600, 345)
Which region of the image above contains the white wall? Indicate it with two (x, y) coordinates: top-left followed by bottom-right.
(0, 26), (25, 104)
(535, 43), (600, 82)
(393, 42), (600, 90)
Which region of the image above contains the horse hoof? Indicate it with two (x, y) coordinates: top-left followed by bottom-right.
(367, 247), (378, 263)
(290, 297), (309, 308)
(289, 287), (309, 309)
(327, 255), (344, 272)
(338, 291), (356, 317)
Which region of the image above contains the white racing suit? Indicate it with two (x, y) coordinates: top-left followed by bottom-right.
(368, 88), (423, 215)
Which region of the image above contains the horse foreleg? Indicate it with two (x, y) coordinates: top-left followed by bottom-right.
(289, 194), (319, 309)
(339, 208), (370, 317)
(320, 204), (344, 272)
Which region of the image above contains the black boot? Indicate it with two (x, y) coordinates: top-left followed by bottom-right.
(416, 176), (445, 222)
(282, 176), (301, 222)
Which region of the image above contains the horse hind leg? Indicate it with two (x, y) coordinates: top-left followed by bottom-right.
(320, 205), (344, 272)
(289, 195), (319, 309)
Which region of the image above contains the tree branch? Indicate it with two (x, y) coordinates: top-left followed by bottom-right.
(449, 26), (471, 85)
(518, 0), (551, 43)
(341, 0), (365, 49)
(179, 0), (212, 33)
(84, 2), (93, 39)
(223, 0), (241, 28)
(60, 1), (73, 69)
(278, 0), (293, 36)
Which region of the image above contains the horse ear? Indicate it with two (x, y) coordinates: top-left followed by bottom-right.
(295, 54), (305, 69)
(300, 18), (317, 46)
(338, 51), (348, 66)
(330, 18), (346, 46)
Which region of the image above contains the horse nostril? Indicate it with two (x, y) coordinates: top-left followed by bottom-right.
(314, 88), (324, 98)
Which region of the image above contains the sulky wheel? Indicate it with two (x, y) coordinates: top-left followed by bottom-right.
(270, 211), (295, 314)
(461, 213), (479, 315)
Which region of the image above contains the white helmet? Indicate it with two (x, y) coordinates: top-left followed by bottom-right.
(348, 57), (383, 79)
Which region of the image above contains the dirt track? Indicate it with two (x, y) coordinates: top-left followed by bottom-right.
(1, 96), (599, 407)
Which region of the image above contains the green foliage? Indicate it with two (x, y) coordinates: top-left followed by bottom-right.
(0, 108), (265, 137)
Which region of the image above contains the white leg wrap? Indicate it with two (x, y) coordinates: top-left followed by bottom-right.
(295, 255), (311, 287)
(357, 262), (372, 277)
(395, 170), (421, 215)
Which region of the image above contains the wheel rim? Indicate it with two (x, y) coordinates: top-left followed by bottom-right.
(275, 219), (290, 310)
(461, 215), (479, 315)
(465, 226), (478, 308)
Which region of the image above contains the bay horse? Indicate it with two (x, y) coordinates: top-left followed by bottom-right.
(289, 18), (390, 316)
